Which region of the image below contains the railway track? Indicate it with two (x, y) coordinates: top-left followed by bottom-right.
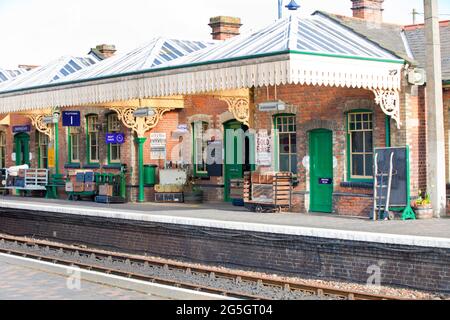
(0, 234), (400, 300)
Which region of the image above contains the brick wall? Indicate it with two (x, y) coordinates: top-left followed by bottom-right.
(0, 208), (448, 293)
(0, 81), (429, 213)
(253, 85), (387, 216)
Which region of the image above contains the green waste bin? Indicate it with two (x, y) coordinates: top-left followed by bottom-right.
(143, 164), (157, 185)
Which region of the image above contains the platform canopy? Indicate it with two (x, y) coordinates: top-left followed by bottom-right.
(0, 14), (405, 114)
(0, 54), (101, 93)
(0, 67), (27, 83)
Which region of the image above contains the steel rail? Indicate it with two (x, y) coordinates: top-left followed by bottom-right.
(0, 234), (400, 300)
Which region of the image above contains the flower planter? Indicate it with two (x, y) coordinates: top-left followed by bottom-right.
(413, 205), (434, 219)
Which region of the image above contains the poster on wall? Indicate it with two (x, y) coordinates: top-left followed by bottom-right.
(150, 132), (167, 160)
(256, 130), (272, 166)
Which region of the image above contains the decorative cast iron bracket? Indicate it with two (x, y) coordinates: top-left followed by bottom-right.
(28, 114), (53, 138)
(110, 106), (175, 138)
(218, 97), (250, 127)
(372, 89), (401, 129)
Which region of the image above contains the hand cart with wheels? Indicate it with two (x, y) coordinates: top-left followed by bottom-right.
(243, 171), (293, 213)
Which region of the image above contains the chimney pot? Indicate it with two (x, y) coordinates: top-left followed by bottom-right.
(95, 44), (117, 58)
(208, 16), (242, 40)
(351, 0), (384, 23)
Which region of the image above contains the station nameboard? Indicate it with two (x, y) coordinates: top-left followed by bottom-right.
(62, 111), (81, 127)
(12, 125), (31, 133)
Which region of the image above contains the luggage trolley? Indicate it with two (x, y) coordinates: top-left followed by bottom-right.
(243, 172), (293, 213)
(373, 147), (415, 221)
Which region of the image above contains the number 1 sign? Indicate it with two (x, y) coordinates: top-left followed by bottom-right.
(62, 111), (81, 127)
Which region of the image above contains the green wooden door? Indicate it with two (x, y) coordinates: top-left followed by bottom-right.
(224, 120), (248, 202)
(309, 129), (333, 213)
(14, 133), (30, 166)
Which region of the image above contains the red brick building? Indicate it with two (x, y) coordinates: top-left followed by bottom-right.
(0, 1), (448, 218)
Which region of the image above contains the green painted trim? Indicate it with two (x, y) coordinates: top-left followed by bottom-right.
(67, 127), (72, 164)
(443, 80), (450, 85)
(135, 137), (147, 203)
(54, 122), (59, 174)
(345, 110), (374, 182)
(0, 50), (404, 96)
(385, 116), (391, 148)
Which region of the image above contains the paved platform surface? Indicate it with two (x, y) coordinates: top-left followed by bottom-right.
(0, 258), (159, 300)
(1, 196), (449, 248)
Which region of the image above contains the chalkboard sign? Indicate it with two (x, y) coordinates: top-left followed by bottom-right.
(374, 147), (408, 208)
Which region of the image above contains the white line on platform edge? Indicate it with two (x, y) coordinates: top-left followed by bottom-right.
(1, 199), (449, 249)
(0, 252), (230, 300)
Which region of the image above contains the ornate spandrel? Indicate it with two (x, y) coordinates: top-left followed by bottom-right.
(110, 106), (175, 138)
(28, 114), (53, 137)
(372, 89), (401, 129)
(218, 97), (250, 127)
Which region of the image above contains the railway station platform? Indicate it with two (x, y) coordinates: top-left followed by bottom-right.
(0, 196), (449, 293)
(0, 196), (448, 244)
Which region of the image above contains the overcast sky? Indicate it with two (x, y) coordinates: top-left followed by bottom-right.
(1, 0), (449, 69)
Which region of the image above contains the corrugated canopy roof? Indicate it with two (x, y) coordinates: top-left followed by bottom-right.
(0, 54), (102, 92)
(168, 14), (401, 66)
(60, 38), (216, 82)
(0, 67), (27, 83)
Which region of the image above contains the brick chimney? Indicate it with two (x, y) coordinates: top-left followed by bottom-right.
(209, 16), (242, 40)
(351, 0), (384, 23)
(95, 44), (117, 58)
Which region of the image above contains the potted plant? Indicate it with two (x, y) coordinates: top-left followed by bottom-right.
(412, 191), (433, 219)
(183, 167), (204, 204)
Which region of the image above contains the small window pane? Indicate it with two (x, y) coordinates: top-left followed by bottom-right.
(352, 154), (364, 176)
(291, 155), (298, 174)
(351, 132), (364, 152)
(280, 155), (290, 172)
(365, 132), (373, 151)
(365, 155), (373, 177)
(279, 134), (290, 153)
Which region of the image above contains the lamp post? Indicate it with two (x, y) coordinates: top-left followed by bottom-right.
(133, 107), (156, 203)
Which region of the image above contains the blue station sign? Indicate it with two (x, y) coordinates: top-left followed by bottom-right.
(12, 125), (31, 133)
(62, 111), (81, 127)
(106, 133), (125, 144)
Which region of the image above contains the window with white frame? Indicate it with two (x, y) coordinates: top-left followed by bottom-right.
(36, 131), (48, 168)
(275, 114), (297, 174)
(348, 112), (373, 179)
(108, 113), (121, 163)
(193, 121), (208, 175)
(87, 115), (99, 162)
(69, 127), (80, 163)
